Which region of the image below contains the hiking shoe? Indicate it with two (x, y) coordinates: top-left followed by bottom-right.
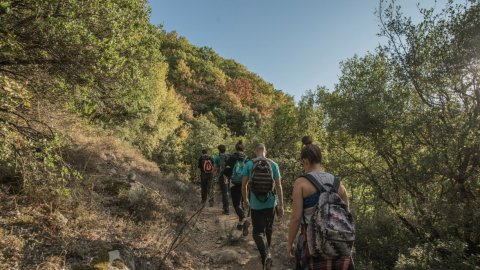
(242, 219), (250, 236)
(264, 255), (272, 270)
(236, 221), (244, 230)
(236, 218), (245, 230)
(209, 200), (214, 207)
(222, 210), (230, 215)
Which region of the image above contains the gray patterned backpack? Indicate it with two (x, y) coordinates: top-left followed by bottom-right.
(303, 174), (355, 259)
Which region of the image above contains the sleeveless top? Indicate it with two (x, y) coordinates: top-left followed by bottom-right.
(301, 172), (335, 224)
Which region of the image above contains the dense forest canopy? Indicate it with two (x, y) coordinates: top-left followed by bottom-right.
(1, 0), (479, 269)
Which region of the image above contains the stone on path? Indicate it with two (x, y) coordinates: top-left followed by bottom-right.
(175, 181), (189, 192)
(128, 182), (147, 203)
(108, 250), (135, 270)
(127, 172), (136, 181)
(207, 248), (252, 266)
(52, 211), (68, 226)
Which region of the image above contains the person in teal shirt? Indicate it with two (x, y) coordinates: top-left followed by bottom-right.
(242, 144), (284, 270)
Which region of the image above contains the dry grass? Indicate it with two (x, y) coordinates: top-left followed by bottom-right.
(0, 101), (201, 269)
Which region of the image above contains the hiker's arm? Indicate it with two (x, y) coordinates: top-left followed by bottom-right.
(274, 178), (284, 217)
(338, 183), (350, 212)
(242, 175), (249, 209)
(223, 175), (229, 184)
(288, 178), (303, 257)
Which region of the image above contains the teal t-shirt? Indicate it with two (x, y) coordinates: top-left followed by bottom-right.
(213, 154), (223, 177)
(213, 155), (221, 167)
(242, 157), (280, 210)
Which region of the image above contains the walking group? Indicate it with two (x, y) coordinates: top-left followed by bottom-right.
(197, 137), (355, 270)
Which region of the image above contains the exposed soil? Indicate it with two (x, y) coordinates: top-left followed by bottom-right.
(179, 191), (295, 270)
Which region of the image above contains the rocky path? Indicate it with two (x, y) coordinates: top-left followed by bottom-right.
(185, 193), (295, 270)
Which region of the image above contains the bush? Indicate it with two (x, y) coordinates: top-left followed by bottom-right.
(395, 240), (480, 270)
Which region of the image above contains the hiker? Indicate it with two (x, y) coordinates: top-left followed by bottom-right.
(287, 136), (355, 270)
(198, 149), (215, 206)
(224, 140), (249, 230)
(242, 143), (285, 270)
(213, 144), (230, 215)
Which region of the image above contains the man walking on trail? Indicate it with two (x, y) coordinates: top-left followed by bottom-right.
(213, 144), (230, 215)
(242, 144), (285, 270)
(198, 149), (215, 206)
(224, 140), (249, 231)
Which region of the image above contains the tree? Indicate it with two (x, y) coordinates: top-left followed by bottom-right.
(0, 0), (184, 200)
(181, 116), (232, 182)
(319, 1), (480, 268)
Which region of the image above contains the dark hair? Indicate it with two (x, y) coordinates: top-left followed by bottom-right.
(300, 136), (322, 164)
(202, 149), (207, 155)
(218, 144), (226, 153)
(235, 140), (244, 152)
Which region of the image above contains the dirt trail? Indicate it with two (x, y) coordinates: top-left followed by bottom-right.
(183, 191), (295, 270)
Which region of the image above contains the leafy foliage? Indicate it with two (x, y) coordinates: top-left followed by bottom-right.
(159, 31), (292, 134)
(316, 1), (480, 268)
(0, 0), (185, 202)
(1, 1), (479, 269)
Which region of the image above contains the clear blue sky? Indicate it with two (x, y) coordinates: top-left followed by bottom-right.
(148, 0), (450, 100)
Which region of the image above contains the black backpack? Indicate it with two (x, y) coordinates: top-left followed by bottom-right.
(251, 159), (274, 202)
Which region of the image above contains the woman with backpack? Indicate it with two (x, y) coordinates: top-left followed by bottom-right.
(287, 136), (355, 270)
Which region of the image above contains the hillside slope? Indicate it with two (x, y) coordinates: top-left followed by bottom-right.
(0, 103), (192, 269)
(0, 103), (295, 270)
(159, 31), (292, 134)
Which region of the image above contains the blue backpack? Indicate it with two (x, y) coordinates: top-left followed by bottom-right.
(231, 159), (246, 184)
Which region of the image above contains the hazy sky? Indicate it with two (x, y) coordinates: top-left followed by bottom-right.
(148, 0), (452, 100)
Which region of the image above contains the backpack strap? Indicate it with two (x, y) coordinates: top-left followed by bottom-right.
(252, 158), (260, 168)
(302, 174), (327, 193)
(252, 158), (272, 172)
(301, 174), (324, 226)
(303, 174), (340, 193)
(332, 177), (341, 193)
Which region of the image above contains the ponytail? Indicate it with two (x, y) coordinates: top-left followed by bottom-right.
(300, 136), (322, 164)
